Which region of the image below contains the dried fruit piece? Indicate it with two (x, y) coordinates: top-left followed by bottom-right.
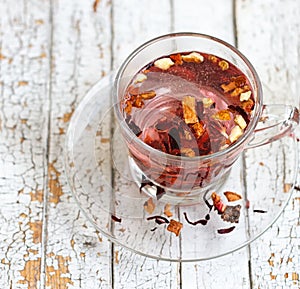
(208, 55), (218, 63)
(240, 90), (251, 101)
(170, 53), (183, 65)
(221, 81), (237, 93)
(164, 203), (173, 217)
(181, 147), (195, 157)
(134, 73), (147, 83)
(140, 90), (156, 100)
(124, 100), (132, 114)
(183, 212), (208, 226)
(234, 114), (247, 129)
(154, 57), (174, 70)
(111, 215), (122, 223)
(182, 95), (198, 124)
(221, 205), (241, 223)
(229, 125), (243, 143)
(202, 97), (215, 108)
(184, 130), (193, 140)
(192, 122), (205, 138)
(218, 60), (229, 71)
(217, 226), (235, 234)
(133, 95), (144, 108)
(147, 215), (170, 224)
(144, 198), (155, 214)
(167, 219), (183, 236)
(128, 86), (140, 96)
(182, 52), (204, 63)
(213, 110), (231, 121)
(231, 87), (244, 97)
(224, 191), (242, 202)
(211, 192), (226, 213)
(253, 209), (267, 213)
(221, 76), (246, 93)
(241, 98), (254, 112)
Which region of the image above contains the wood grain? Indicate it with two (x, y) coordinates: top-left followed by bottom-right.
(237, 0), (300, 288)
(0, 0), (50, 288)
(45, 0), (113, 288)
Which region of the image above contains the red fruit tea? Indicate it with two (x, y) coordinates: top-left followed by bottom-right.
(122, 51), (255, 157)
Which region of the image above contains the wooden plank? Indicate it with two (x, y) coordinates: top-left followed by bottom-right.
(111, 1), (182, 288)
(0, 0), (50, 288)
(173, 1), (251, 288)
(45, 0), (113, 288)
(236, 0), (300, 288)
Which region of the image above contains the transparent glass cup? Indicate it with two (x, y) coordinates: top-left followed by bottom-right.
(113, 32), (299, 204)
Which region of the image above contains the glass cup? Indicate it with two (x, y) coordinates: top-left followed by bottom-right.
(113, 32), (299, 204)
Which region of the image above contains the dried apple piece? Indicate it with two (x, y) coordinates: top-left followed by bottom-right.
(202, 97), (215, 108)
(229, 125), (243, 143)
(167, 219), (183, 236)
(134, 73), (147, 83)
(154, 57), (174, 70)
(240, 90), (251, 101)
(182, 95), (198, 124)
(234, 114), (247, 129)
(182, 52), (204, 63)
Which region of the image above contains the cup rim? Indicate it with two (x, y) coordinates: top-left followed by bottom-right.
(114, 32), (263, 162)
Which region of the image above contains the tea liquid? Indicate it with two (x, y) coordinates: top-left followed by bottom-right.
(122, 52), (254, 156)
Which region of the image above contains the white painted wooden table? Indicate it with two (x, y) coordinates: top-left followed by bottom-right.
(0, 0), (299, 288)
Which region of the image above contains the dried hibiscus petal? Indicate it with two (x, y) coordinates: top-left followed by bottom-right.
(183, 212), (208, 226)
(139, 175), (154, 193)
(253, 209), (267, 213)
(156, 186), (166, 200)
(147, 215), (170, 225)
(217, 226), (235, 234)
(126, 117), (142, 136)
(167, 219), (183, 236)
(111, 215), (122, 223)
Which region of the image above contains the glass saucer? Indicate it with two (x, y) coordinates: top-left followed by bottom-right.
(64, 74), (298, 262)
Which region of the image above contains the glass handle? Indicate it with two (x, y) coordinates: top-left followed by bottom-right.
(246, 104), (299, 149)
